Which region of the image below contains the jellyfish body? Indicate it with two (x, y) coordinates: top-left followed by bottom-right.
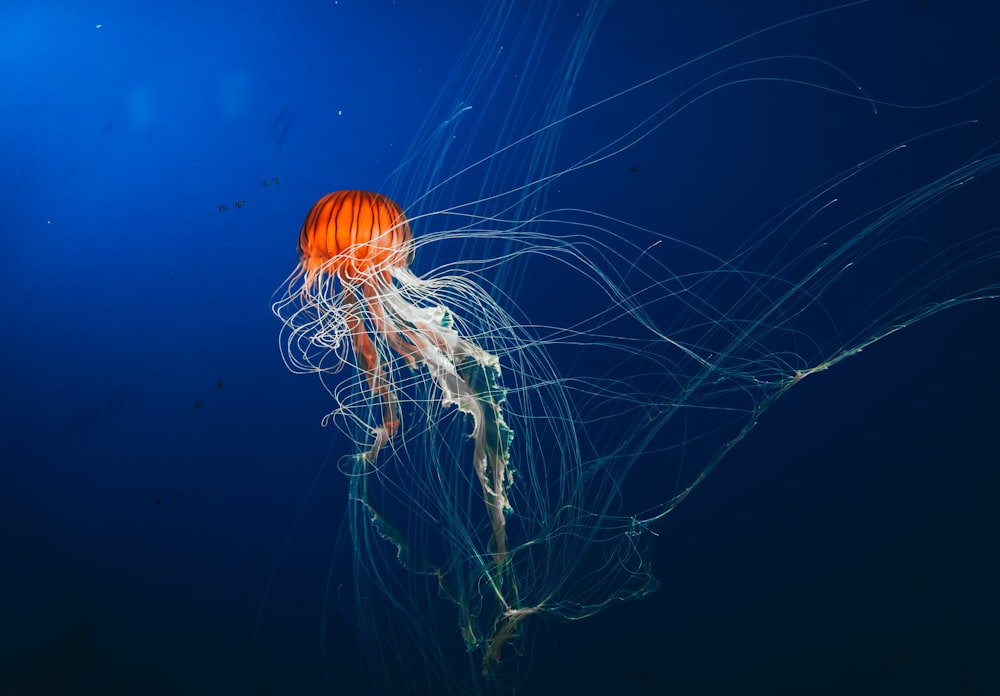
(267, 4), (1000, 693)
(275, 190), (515, 567)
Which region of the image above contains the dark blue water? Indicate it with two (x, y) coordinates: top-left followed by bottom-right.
(2, 2), (998, 694)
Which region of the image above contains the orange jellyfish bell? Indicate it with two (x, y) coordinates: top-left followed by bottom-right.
(297, 190), (413, 283)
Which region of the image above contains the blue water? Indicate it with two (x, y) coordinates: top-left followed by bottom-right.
(2, 2), (998, 694)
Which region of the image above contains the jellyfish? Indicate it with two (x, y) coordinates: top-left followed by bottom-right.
(273, 190), (515, 573)
(268, 2), (1000, 694)
(272, 189), (536, 686)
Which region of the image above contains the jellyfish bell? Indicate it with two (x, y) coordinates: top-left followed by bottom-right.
(296, 190), (413, 287)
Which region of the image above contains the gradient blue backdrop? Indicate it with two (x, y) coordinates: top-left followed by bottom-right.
(2, 1), (998, 694)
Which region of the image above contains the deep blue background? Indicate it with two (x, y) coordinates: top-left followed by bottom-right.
(2, 2), (998, 694)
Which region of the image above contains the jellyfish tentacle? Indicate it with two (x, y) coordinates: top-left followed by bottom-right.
(344, 286), (400, 459)
(361, 279), (421, 367)
(380, 298), (516, 568)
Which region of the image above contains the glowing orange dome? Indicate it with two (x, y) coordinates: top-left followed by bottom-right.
(297, 190), (413, 281)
